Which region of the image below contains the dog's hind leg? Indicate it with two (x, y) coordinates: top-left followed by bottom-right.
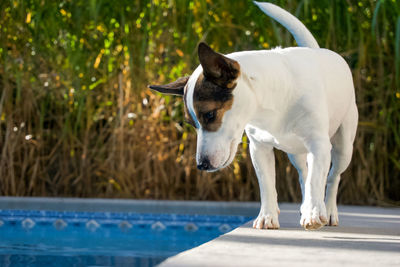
(248, 138), (280, 229)
(325, 104), (358, 226)
(288, 153), (308, 201)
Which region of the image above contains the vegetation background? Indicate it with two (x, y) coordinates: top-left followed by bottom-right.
(0, 0), (399, 205)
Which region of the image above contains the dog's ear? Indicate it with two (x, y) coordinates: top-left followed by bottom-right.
(148, 76), (190, 96)
(198, 42), (240, 88)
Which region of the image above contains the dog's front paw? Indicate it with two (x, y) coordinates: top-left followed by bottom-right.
(300, 201), (328, 230)
(326, 202), (339, 226)
(253, 209), (280, 229)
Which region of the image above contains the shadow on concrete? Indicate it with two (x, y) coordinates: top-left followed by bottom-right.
(217, 231), (400, 253)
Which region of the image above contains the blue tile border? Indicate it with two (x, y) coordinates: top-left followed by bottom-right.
(0, 209), (252, 233)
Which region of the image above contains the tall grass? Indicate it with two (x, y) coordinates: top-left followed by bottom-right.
(0, 0), (399, 204)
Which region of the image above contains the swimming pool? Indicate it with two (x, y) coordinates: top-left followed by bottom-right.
(0, 208), (251, 267)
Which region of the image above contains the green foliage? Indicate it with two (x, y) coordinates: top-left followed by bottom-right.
(0, 0), (399, 204)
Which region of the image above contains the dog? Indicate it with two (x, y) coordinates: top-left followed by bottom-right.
(149, 1), (358, 230)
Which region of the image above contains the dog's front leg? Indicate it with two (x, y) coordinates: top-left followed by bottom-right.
(249, 139), (280, 229)
(300, 138), (331, 230)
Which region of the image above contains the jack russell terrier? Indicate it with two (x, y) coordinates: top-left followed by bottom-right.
(149, 1), (358, 230)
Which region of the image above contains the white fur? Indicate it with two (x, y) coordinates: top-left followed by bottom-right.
(186, 66), (203, 129)
(186, 2), (358, 230)
(237, 48), (356, 230)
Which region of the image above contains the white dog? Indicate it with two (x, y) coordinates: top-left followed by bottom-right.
(149, 1), (358, 230)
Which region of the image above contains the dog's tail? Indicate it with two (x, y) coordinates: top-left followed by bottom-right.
(254, 1), (319, 49)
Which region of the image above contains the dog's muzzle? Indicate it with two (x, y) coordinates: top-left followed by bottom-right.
(197, 138), (238, 171)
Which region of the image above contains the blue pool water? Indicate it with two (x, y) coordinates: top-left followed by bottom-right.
(0, 209), (250, 267)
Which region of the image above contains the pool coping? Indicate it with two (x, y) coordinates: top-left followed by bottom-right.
(0, 197), (260, 217)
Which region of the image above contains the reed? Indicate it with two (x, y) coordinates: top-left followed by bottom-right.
(0, 0), (399, 205)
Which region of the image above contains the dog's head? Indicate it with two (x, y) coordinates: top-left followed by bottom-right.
(149, 43), (255, 171)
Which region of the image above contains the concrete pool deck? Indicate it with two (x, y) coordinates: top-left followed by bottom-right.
(160, 204), (400, 267)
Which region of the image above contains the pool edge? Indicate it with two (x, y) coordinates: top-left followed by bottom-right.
(0, 197), (260, 217)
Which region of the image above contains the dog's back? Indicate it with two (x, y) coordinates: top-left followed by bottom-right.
(230, 3), (357, 138)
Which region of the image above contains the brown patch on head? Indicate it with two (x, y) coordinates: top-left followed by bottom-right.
(198, 43), (240, 88)
(192, 74), (235, 131)
(182, 42), (241, 131)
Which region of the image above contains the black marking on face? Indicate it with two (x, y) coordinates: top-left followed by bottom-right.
(192, 74), (235, 132)
(149, 42), (241, 132)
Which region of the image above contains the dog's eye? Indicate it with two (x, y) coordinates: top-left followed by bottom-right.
(203, 110), (216, 123)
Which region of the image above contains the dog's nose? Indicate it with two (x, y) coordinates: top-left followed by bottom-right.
(197, 158), (211, 171)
